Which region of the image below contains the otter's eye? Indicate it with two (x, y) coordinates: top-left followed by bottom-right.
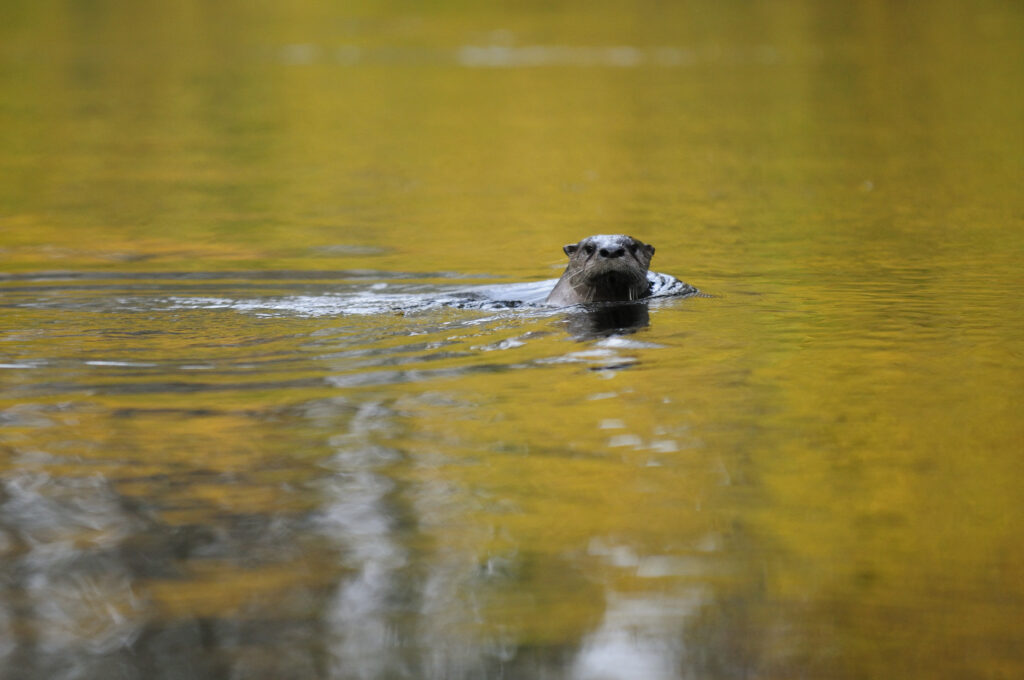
(583, 244), (596, 255)
(628, 244), (638, 255)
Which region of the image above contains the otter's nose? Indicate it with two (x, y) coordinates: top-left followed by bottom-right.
(599, 247), (625, 258)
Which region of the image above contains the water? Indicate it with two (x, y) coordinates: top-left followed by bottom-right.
(2, 1), (1023, 678)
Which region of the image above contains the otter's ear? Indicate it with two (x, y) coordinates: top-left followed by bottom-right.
(563, 244), (579, 257)
(642, 243), (655, 259)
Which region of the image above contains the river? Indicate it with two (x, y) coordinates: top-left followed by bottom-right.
(1, 1), (1022, 678)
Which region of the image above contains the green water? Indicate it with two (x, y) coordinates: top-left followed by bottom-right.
(1, 1), (1022, 678)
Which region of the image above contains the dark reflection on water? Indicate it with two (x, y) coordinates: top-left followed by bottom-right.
(565, 303), (651, 339)
(0, 471), (330, 679)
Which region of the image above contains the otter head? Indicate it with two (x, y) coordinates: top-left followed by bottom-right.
(557, 234), (655, 303)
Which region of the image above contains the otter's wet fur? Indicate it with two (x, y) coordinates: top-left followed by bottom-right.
(545, 234), (657, 306)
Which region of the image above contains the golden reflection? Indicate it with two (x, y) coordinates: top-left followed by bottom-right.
(0, 0), (1022, 678)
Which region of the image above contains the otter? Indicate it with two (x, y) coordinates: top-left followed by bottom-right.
(546, 234), (663, 306)
(458, 234), (696, 312)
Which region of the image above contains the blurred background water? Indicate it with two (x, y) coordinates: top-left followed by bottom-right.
(1, 1), (1022, 678)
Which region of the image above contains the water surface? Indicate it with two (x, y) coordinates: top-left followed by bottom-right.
(1, 1), (1022, 679)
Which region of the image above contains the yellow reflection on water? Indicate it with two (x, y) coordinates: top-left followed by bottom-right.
(1, 0), (1022, 678)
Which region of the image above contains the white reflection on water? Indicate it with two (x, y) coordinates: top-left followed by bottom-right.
(317, 401), (410, 679)
(278, 43), (782, 69)
(310, 381), (719, 679)
(0, 473), (147, 670)
(571, 539), (711, 680)
(312, 394), (537, 678)
(458, 45), (646, 68)
(315, 396), (522, 677)
(572, 591), (707, 680)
